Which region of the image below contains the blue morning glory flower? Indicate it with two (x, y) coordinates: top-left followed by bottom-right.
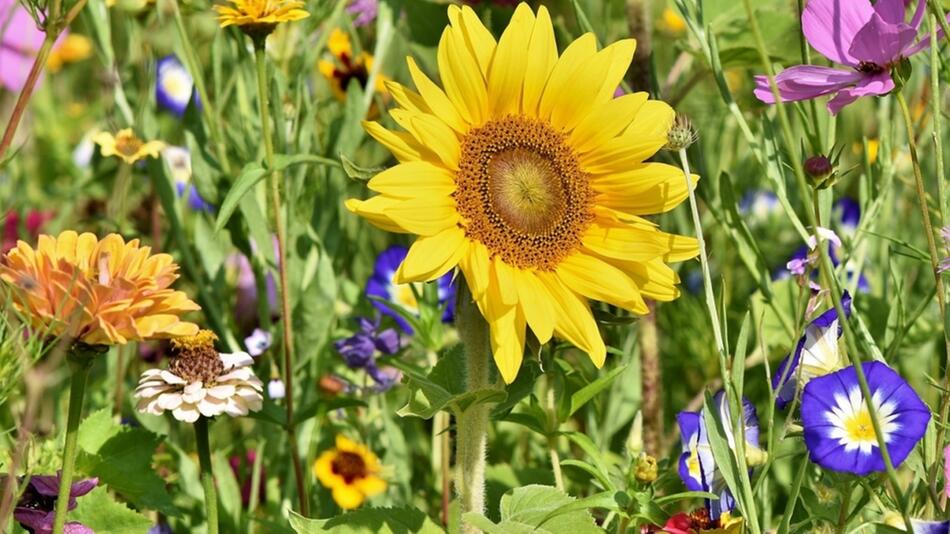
(801, 361), (930, 476)
(333, 317), (403, 391)
(772, 292), (851, 409)
(677, 391), (760, 521)
(365, 245), (455, 333)
(911, 520), (950, 534)
(161, 146), (214, 212)
(156, 55), (199, 117)
(738, 190), (779, 220)
(833, 197), (861, 235)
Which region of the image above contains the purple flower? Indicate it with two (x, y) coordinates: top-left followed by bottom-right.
(801, 361), (930, 475)
(334, 317), (402, 390)
(939, 226), (950, 274)
(8, 474), (97, 534)
(365, 245), (455, 333)
(148, 524), (174, 534)
(156, 55), (199, 117)
(676, 391), (760, 521)
(228, 449), (266, 509)
(346, 0), (378, 27)
(244, 328), (272, 357)
(162, 146), (214, 213)
(0, 0), (68, 92)
(912, 520), (950, 534)
(833, 198), (861, 234)
(754, 0), (941, 114)
(772, 292), (852, 409)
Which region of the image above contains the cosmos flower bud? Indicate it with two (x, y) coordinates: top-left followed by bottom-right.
(633, 453), (658, 484)
(804, 155), (835, 189)
(665, 114), (698, 151)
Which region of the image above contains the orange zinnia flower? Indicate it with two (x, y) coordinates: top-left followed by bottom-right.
(1, 231), (200, 345)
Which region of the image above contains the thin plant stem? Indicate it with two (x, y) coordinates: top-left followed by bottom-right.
(253, 40), (308, 516)
(545, 384), (564, 491)
(677, 148), (726, 359)
(195, 417), (220, 534)
(0, 0), (89, 161)
(246, 439), (265, 534)
(743, 0), (914, 527)
(51, 353), (95, 534)
(455, 283), (492, 532)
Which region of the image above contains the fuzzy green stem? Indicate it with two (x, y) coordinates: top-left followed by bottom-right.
(195, 417), (219, 534)
(745, 0), (913, 526)
(52, 350), (96, 534)
(455, 284), (491, 531)
(253, 40), (308, 516)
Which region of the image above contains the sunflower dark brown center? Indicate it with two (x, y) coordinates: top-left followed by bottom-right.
(331, 451), (368, 484)
(455, 116), (593, 271)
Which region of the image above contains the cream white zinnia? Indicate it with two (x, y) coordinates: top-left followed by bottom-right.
(134, 331), (263, 423)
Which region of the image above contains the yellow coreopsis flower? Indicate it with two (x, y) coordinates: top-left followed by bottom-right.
(93, 129), (165, 165)
(658, 7), (687, 35)
(318, 28), (389, 102)
(47, 34), (92, 72)
(346, 3), (699, 383)
(0, 231), (201, 345)
(214, 0), (309, 37)
(313, 436), (387, 509)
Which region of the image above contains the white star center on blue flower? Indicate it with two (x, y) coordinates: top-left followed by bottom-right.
(825, 388), (900, 455)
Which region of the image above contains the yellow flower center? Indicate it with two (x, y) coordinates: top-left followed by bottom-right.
(331, 450), (368, 484)
(114, 132), (144, 158)
(455, 116), (593, 271)
(843, 406), (876, 442)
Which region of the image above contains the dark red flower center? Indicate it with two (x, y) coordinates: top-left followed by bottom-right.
(331, 451), (368, 484)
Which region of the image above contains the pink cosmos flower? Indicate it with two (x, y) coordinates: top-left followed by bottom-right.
(754, 0), (942, 114)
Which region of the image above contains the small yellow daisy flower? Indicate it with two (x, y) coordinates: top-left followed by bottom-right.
(318, 29), (389, 102)
(47, 34), (92, 72)
(93, 129), (165, 164)
(658, 7), (687, 35)
(214, 0), (309, 38)
(313, 436), (387, 510)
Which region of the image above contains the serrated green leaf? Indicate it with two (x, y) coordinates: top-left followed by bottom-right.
(76, 409), (178, 516)
(69, 486), (153, 534)
(460, 513), (545, 534)
(288, 507), (444, 533)
(397, 344), (506, 419)
(499, 485), (600, 534)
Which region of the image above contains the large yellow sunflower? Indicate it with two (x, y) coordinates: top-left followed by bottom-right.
(346, 3), (699, 383)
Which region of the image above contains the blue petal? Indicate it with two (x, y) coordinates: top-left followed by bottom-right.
(677, 411), (700, 448)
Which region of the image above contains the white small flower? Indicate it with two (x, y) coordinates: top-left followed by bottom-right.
(161, 145), (192, 187)
(245, 328), (272, 357)
(72, 130), (99, 169)
(268, 379), (286, 399)
(134, 350), (263, 423)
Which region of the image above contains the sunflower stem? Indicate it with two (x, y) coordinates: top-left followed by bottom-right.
(253, 39), (308, 516)
(455, 284), (491, 531)
(195, 416), (220, 534)
(52, 346), (97, 534)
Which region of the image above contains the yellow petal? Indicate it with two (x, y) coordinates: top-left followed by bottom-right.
(386, 80), (431, 115)
(626, 100), (676, 137)
(595, 38), (637, 102)
(581, 222), (672, 262)
(535, 273), (606, 367)
(363, 121), (425, 162)
(579, 134), (668, 175)
(489, 299), (526, 384)
(570, 92), (648, 155)
(550, 39), (636, 132)
(355, 476), (387, 497)
(591, 163), (697, 215)
(367, 161), (456, 199)
(486, 3), (534, 116)
(448, 5), (496, 77)
(492, 257), (519, 306)
(408, 114), (461, 170)
(536, 33), (598, 128)
(406, 58), (467, 133)
(556, 252), (648, 314)
(344, 197), (411, 234)
(663, 234), (700, 262)
(395, 226), (467, 283)
(513, 269), (554, 344)
(521, 6), (557, 117)
(460, 242), (491, 301)
(382, 195), (459, 236)
(332, 485), (365, 510)
(438, 24), (489, 126)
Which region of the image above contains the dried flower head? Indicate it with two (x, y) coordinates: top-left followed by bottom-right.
(665, 114), (698, 151)
(0, 231), (200, 345)
(134, 330), (263, 423)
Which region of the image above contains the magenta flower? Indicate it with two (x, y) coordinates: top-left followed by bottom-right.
(0, 0), (69, 92)
(754, 0), (940, 114)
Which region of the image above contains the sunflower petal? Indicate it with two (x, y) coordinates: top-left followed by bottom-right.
(536, 273), (606, 367)
(521, 6), (558, 116)
(557, 252), (648, 314)
(395, 226), (467, 283)
(487, 3), (534, 116)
